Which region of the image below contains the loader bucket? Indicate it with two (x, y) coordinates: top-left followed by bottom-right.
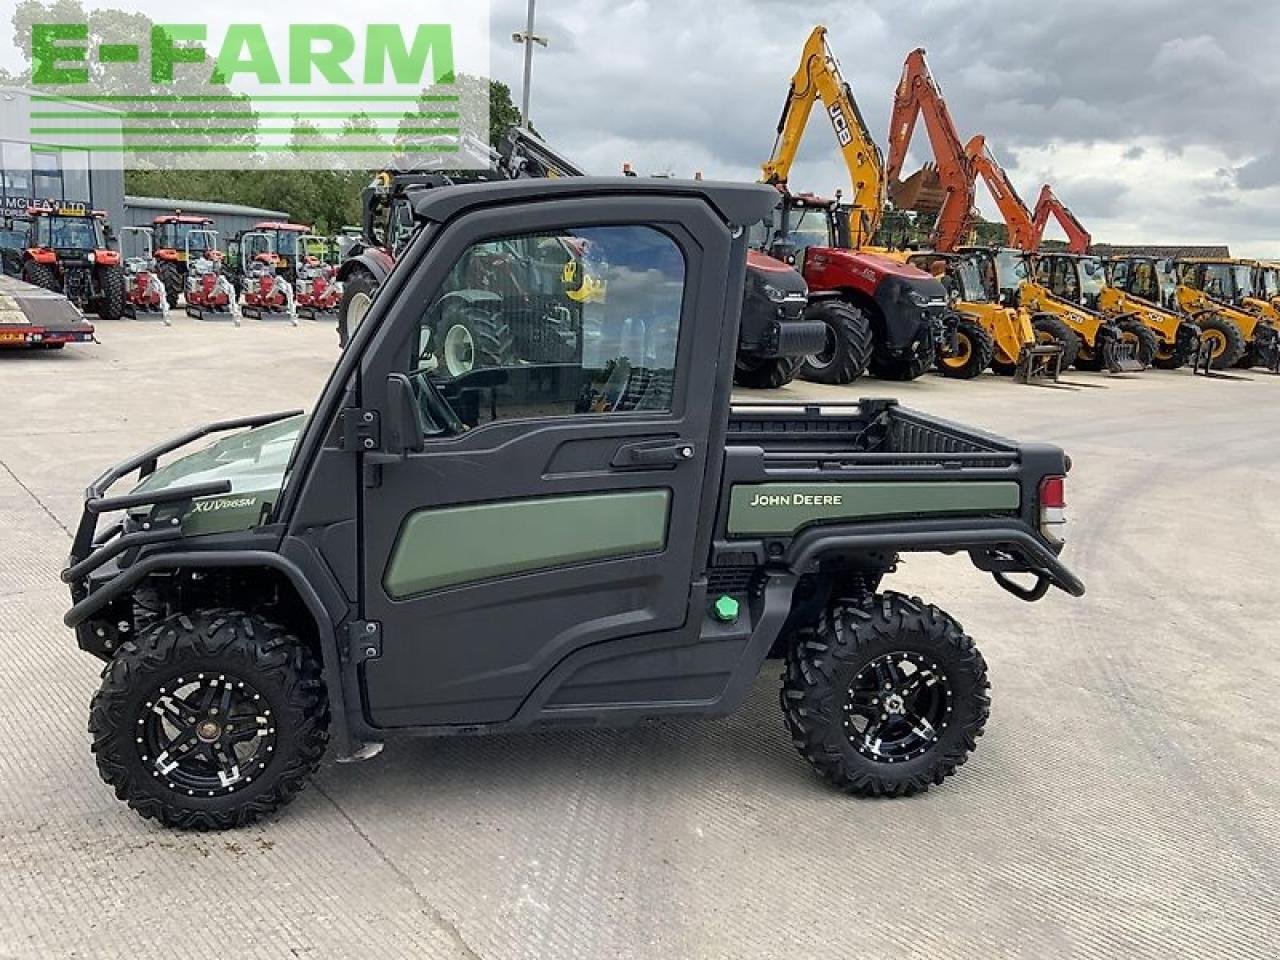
(890, 164), (946, 214)
(1014, 342), (1064, 384)
(1103, 335), (1144, 373)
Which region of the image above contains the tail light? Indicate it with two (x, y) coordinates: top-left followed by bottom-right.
(1039, 475), (1066, 545)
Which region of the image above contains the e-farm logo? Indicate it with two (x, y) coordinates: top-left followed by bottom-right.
(21, 8), (489, 171)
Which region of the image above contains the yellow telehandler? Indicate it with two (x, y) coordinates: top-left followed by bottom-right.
(1173, 258), (1280, 370)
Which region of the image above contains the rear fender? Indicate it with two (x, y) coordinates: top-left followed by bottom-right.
(338, 250), (393, 285)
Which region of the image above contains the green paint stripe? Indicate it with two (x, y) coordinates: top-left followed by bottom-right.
(32, 111), (459, 119)
(32, 94), (458, 102)
(98, 44), (139, 63)
(385, 490), (671, 598)
(727, 481), (1021, 537)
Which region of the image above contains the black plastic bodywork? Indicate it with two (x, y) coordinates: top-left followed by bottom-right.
(65, 178), (1082, 759)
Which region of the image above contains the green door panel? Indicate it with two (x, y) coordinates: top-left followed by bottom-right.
(727, 481), (1020, 537)
(384, 489), (671, 598)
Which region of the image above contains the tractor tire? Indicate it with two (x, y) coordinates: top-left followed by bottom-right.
(93, 265), (127, 321)
(1031, 315), (1081, 371)
(734, 354), (802, 389)
(1197, 314), (1246, 370)
(435, 303), (516, 377)
(156, 262), (183, 309)
(937, 318), (995, 379)
(780, 591), (989, 797)
(89, 608), (328, 830)
(799, 300), (873, 385)
(23, 260), (61, 293)
(337, 269), (379, 348)
(1116, 319), (1158, 369)
(868, 345), (932, 381)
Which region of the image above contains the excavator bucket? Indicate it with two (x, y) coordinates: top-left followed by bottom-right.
(1014, 342), (1064, 384)
(889, 164), (946, 214)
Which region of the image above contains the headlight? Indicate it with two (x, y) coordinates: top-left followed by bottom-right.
(762, 282), (788, 302)
(87, 252), (96, 263)
(907, 289), (945, 308)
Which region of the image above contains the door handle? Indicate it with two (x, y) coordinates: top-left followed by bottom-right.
(612, 440), (697, 469)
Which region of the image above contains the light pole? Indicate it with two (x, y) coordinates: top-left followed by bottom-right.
(511, 0), (548, 129)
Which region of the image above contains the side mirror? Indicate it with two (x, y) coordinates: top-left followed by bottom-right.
(385, 373), (425, 454)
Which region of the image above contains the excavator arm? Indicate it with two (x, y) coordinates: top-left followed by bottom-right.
(761, 26), (885, 245)
(1032, 184), (1091, 253)
(885, 48), (974, 252)
(964, 135), (1037, 251)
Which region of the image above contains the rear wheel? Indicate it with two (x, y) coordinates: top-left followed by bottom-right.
(1031, 315), (1081, 371)
(734, 354), (802, 389)
(799, 301), (873, 384)
(337, 269), (378, 348)
(1152, 337), (1188, 370)
(937, 318), (995, 379)
(1116, 319), (1157, 369)
(90, 608), (328, 830)
(434, 304), (516, 377)
(781, 592), (989, 796)
(156, 261), (183, 309)
(93, 264), (126, 321)
(23, 259), (61, 293)
(1198, 314), (1246, 369)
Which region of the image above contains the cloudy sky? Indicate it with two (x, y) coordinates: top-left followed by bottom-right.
(489, 0), (1280, 256)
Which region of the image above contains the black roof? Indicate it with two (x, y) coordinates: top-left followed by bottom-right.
(411, 176), (779, 229)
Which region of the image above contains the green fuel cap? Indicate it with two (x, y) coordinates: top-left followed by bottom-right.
(713, 595), (740, 623)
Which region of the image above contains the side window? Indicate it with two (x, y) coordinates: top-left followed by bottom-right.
(404, 224), (687, 433)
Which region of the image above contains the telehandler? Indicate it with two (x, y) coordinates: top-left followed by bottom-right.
(63, 176), (1082, 830)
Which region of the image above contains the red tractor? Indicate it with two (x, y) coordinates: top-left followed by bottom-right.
(21, 203), (126, 320)
(151, 213), (216, 308)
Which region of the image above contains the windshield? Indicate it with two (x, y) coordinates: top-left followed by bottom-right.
(156, 221), (210, 251)
(954, 257), (990, 302)
(1232, 264), (1254, 298)
(34, 215), (103, 250)
(0, 228), (25, 250)
(782, 206), (831, 256)
(1155, 260), (1179, 305)
(1078, 257), (1107, 297)
(1200, 263), (1238, 301)
(993, 248), (1028, 298)
(1261, 268), (1280, 298)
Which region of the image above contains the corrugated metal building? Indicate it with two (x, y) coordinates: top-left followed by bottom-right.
(2, 86), (291, 250)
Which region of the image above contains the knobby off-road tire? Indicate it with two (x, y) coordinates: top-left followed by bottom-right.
(1031, 314), (1081, 372)
(780, 592), (990, 797)
(868, 346), (933, 382)
(23, 260), (61, 293)
(337, 269), (378, 348)
(937, 318), (995, 379)
(734, 354), (802, 389)
(93, 264), (127, 321)
(90, 608), (328, 830)
(156, 261), (183, 309)
(1197, 314), (1245, 370)
(1116, 319), (1158, 370)
(799, 300), (874, 385)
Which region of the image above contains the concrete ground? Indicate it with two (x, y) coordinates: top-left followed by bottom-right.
(2, 318), (1278, 959)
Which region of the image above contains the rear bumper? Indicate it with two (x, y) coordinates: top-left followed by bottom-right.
(0, 275), (95, 346)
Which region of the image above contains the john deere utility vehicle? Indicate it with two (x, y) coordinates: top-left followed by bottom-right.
(1171, 258), (1280, 370)
(906, 250), (1062, 381)
(21, 203), (126, 320)
(62, 177), (1082, 830)
(152, 213), (216, 308)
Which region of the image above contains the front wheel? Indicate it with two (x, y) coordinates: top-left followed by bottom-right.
(1116, 319), (1158, 369)
(733, 354), (802, 389)
(89, 608), (329, 830)
(93, 264), (127, 321)
(23, 259), (61, 293)
(1031, 314), (1081, 371)
(781, 592), (989, 797)
(937, 318), (995, 379)
(156, 261), (183, 309)
(799, 301), (873, 384)
(1197, 314), (1246, 370)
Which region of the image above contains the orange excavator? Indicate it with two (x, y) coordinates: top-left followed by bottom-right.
(964, 134), (1038, 251)
(1031, 185), (1091, 254)
(885, 48), (975, 252)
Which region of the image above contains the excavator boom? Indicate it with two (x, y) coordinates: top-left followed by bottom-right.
(885, 48), (975, 251)
(761, 26), (885, 245)
(1032, 184), (1091, 253)
(965, 135), (1037, 251)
